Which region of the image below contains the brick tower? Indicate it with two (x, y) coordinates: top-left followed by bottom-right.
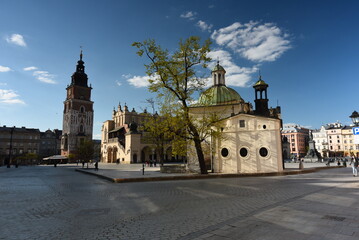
(61, 51), (93, 157)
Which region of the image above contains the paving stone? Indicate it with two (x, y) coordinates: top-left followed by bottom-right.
(0, 164), (358, 239)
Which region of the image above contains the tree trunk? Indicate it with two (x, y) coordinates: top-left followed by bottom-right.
(193, 137), (207, 174)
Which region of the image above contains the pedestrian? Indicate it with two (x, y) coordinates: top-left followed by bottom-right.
(94, 161), (98, 171)
(349, 157), (358, 177)
(82, 161), (85, 168)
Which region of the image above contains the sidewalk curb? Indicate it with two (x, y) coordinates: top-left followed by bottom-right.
(75, 166), (344, 183)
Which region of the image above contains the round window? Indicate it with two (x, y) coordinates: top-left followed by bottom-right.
(240, 147), (248, 157)
(221, 148), (229, 157)
(259, 147), (268, 157)
(263, 125), (267, 129)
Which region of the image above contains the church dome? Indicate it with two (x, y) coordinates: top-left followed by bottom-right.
(197, 85), (243, 106)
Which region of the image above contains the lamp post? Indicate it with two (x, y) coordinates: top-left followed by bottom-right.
(350, 111), (359, 159)
(7, 126), (15, 168)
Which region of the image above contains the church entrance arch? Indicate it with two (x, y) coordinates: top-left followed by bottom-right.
(141, 146), (151, 163)
(133, 154), (138, 163)
(112, 147), (118, 163)
(107, 147), (113, 163)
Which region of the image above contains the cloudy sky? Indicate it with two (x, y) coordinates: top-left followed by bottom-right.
(1, 0), (359, 139)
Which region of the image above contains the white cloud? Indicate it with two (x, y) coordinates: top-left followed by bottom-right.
(5, 34), (27, 47)
(126, 75), (151, 88)
(122, 73), (132, 79)
(0, 66), (12, 72)
(211, 21), (291, 62)
(0, 89), (25, 104)
(115, 80), (122, 86)
(180, 11), (197, 20)
(207, 50), (258, 87)
(23, 66), (38, 71)
(33, 70), (56, 84)
(197, 20), (213, 32)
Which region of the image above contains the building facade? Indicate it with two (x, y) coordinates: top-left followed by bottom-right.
(312, 122), (359, 158)
(312, 125), (328, 158)
(61, 51), (94, 157)
(188, 62), (283, 174)
(0, 126), (40, 166)
(39, 129), (62, 157)
(281, 124), (310, 159)
(101, 105), (173, 164)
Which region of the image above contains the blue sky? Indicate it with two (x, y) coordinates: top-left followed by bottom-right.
(1, 0), (359, 139)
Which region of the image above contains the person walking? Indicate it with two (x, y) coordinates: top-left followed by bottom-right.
(94, 161), (98, 171)
(349, 157), (358, 177)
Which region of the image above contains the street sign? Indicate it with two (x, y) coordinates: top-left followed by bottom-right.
(352, 127), (359, 135)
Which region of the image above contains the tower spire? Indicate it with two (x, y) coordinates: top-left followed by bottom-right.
(80, 46), (83, 61)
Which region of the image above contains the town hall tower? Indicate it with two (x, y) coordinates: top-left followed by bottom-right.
(61, 51), (94, 156)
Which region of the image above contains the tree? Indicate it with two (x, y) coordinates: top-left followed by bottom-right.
(133, 36), (217, 174)
(77, 140), (94, 168)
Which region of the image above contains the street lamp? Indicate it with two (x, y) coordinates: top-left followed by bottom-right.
(7, 126), (15, 168)
(350, 111), (359, 126)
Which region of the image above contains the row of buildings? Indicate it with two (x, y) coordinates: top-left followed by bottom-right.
(3, 51), (356, 171)
(0, 126), (62, 165)
(281, 122), (359, 159)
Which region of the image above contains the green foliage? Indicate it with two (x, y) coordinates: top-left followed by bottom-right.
(133, 36), (218, 174)
(77, 140), (94, 163)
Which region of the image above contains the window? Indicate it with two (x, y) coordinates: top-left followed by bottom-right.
(263, 125), (267, 129)
(239, 120), (245, 128)
(239, 147), (248, 157)
(221, 148), (229, 157)
(259, 147), (268, 157)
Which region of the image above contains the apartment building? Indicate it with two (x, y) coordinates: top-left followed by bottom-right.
(281, 124), (310, 158)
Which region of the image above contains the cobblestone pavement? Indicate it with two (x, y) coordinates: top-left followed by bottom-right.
(0, 165), (358, 240)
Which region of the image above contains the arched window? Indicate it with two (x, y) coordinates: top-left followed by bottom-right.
(80, 106), (85, 113)
(80, 125), (84, 133)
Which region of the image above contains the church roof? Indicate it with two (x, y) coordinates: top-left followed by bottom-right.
(197, 85), (243, 106)
(212, 62), (225, 72)
(253, 76), (268, 87)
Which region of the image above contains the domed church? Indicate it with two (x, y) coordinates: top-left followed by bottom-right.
(188, 62), (283, 174)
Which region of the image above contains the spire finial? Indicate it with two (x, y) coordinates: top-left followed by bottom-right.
(258, 70), (262, 80)
(80, 46), (83, 61)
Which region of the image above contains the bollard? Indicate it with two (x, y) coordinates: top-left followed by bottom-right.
(299, 160), (303, 170)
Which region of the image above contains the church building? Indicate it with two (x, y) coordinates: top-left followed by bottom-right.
(188, 62), (283, 174)
(101, 105), (174, 164)
(61, 51), (94, 157)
